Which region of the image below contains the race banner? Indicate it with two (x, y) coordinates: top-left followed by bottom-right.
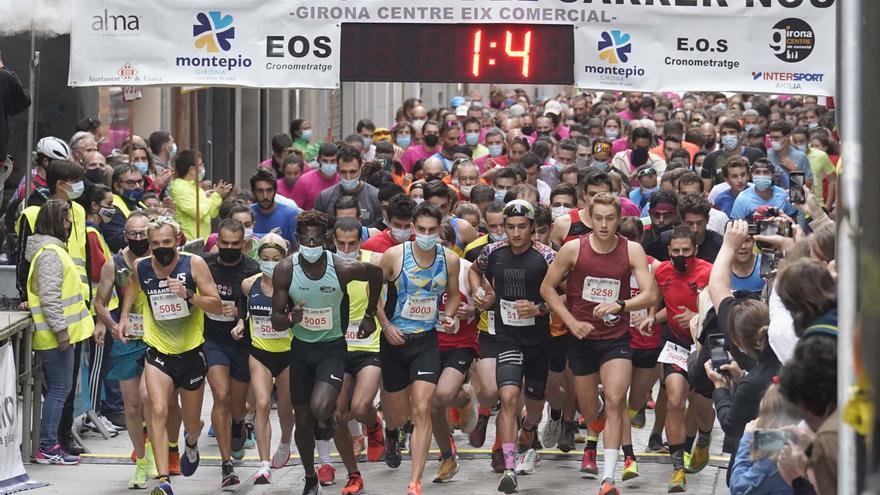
(69, 0), (835, 95)
(0, 343), (44, 495)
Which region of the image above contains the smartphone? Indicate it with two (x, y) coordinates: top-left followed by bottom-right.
(789, 171), (806, 205)
(753, 429), (797, 455)
(759, 249), (778, 279)
(708, 334), (729, 371)
(747, 223), (760, 236)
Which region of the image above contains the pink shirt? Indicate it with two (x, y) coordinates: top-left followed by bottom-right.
(277, 178), (297, 200)
(617, 109), (646, 122)
(619, 197), (642, 217)
(401, 144), (439, 173)
(291, 169), (338, 210)
(611, 137), (631, 156)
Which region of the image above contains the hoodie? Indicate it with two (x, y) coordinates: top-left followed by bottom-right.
(25, 234), (70, 343)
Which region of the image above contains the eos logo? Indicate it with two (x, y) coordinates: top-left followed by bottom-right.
(91, 9), (140, 31)
(266, 36), (332, 59)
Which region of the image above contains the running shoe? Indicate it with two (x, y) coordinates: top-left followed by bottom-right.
(490, 447), (505, 474)
(457, 385), (479, 434)
(622, 456), (640, 481)
(342, 472), (365, 494)
(150, 480), (173, 495)
(598, 478), (620, 495)
(468, 414), (490, 448)
(630, 406), (647, 429)
(497, 469), (518, 494)
(352, 435), (365, 459)
(668, 468), (687, 493)
(231, 420), (247, 459)
(688, 436), (711, 473)
(244, 423), (256, 449)
(318, 463), (336, 486)
(180, 441), (200, 477)
(406, 481), (422, 495)
(168, 450), (182, 476)
(515, 448), (538, 475)
(557, 421), (577, 453)
(34, 443), (79, 465)
(580, 448), (598, 476)
(385, 428), (402, 468)
(646, 433), (668, 454)
(541, 417), (562, 449)
(145, 443), (158, 479)
(82, 415), (121, 437)
(254, 464), (271, 485)
(434, 455), (459, 483)
(302, 474), (322, 495)
(366, 423), (385, 462)
(272, 442), (292, 469)
(129, 457), (149, 489)
(221, 460), (240, 487)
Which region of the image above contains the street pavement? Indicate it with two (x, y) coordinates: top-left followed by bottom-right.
(24, 387), (732, 494)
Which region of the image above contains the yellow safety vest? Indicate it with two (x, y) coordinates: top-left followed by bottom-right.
(112, 194), (132, 219)
(27, 243), (94, 350)
(85, 225), (119, 314)
(19, 203), (90, 302)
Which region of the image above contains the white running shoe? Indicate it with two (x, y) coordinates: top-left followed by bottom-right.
(541, 417), (562, 449)
(515, 448), (539, 475)
(271, 442), (292, 469)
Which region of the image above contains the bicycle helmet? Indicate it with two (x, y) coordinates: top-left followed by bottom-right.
(35, 136), (71, 160)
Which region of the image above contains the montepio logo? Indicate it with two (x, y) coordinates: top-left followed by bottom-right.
(598, 30), (631, 65)
(193, 11), (235, 53)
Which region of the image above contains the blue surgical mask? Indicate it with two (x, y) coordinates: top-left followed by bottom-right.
(340, 176), (360, 191)
(489, 231), (507, 242)
(133, 161), (149, 176)
(605, 128), (620, 139)
(301, 129), (313, 141)
(555, 161), (567, 173)
(494, 189), (507, 202)
(808, 122), (819, 130)
(320, 161), (337, 176)
(415, 233), (438, 251)
(336, 249), (359, 260)
(753, 176), (772, 191)
(793, 144), (808, 152)
(744, 124), (757, 133)
(593, 160), (609, 171)
(299, 245), (324, 263)
(396, 135), (411, 148)
(465, 133), (480, 146)
(576, 157), (589, 168)
(721, 135), (739, 151)
(488, 144), (503, 157)
(391, 227), (411, 243)
(67, 180), (84, 200)
(363, 137), (373, 149)
(121, 188), (144, 203)
(260, 260), (278, 278)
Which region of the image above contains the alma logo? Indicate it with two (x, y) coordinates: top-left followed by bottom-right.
(193, 11), (235, 53)
(91, 9), (140, 31)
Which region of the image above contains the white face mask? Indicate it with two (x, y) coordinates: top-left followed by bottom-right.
(336, 248), (359, 259)
(459, 184), (474, 197)
(551, 206), (571, 221)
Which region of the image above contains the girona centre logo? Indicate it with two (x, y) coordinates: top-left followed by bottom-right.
(193, 11), (235, 53)
(598, 30), (632, 65)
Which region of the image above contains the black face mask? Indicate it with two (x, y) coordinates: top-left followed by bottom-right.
(85, 168), (106, 184)
(218, 247), (243, 264)
(425, 175), (443, 182)
(128, 238), (150, 257)
(671, 255), (688, 273)
(521, 126), (535, 136)
(423, 134), (439, 147)
(153, 247), (177, 267)
(631, 148), (649, 167)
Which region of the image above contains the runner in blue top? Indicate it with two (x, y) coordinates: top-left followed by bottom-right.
(376, 202), (460, 495)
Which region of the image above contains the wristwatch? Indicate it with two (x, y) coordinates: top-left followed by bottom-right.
(184, 289), (194, 302)
(537, 302), (549, 316)
(616, 299), (626, 313)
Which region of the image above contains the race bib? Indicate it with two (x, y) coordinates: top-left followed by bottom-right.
(206, 301), (236, 322)
(487, 311), (496, 336)
(301, 307), (333, 331)
(401, 295), (437, 321)
(499, 299), (535, 327)
(150, 292), (190, 321)
(253, 315), (287, 339)
(127, 313), (144, 337)
(657, 341), (690, 371)
(629, 308), (649, 329)
(582, 277), (620, 304)
(345, 320), (373, 346)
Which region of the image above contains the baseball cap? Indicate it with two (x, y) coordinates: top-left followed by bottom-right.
(455, 105), (469, 117)
(450, 96), (466, 109)
(508, 104), (525, 116)
(502, 199), (535, 220)
(544, 100), (563, 116)
(592, 141), (612, 155)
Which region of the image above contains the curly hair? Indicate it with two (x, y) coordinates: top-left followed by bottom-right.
(296, 210), (328, 236)
(779, 335), (837, 417)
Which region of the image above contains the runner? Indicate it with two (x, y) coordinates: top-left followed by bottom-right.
(271, 210), (383, 495)
(119, 216), (224, 495)
(549, 172), (614, 246)
(540, 193), (658, 495)
(203, 219), (260, 486)
(242, 234), (294, 484)
(470, 200), (556, 493)
(375, 202), (461, 495)
(653, 226), (713, 492)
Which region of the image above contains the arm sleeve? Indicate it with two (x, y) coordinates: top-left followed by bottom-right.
(206, 191), (223, 219)
(2, 70), (31, 116)
(730, 196), (748, 219)
(15, 216), (32, 300)
(714, 378), (763, 439)
(171, 182), (198, 216)
(729, 433), (777, 495)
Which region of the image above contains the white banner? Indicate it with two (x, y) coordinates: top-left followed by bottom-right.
(0, 343), (41, 494)
(69, 0), (835, 94)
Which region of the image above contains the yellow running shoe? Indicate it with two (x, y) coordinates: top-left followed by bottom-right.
(668, 468), (687, 493)
(622, 456), (640, 481)
(688, 442), (710, 473)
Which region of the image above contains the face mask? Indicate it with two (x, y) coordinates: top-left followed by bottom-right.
(489, 231), (508, 242)
(362, 136), (373, 149)
(494, 189), (507, 202)
(671, 255), (694, 273)
(198, 167), (206, 181)
(85, 168), (106, 184)
(592, 160), (609, 171)
(168, 143), (178, 160)
(134, 162), (149, 177)
(127, 237), (150, 257)
(753, 175), (773, 191)
(320, 161), (337, 176)
(340, 176), (360, 191)
(299, 245), (324, 263)
(488, 144), (503, 157)
(153, 246), (177, 267)
(301, 129), (313, 141)
(66, 181), (84, 200)
(521, 126), (535, 136)
(694, 165), (703, 177)
(704, 138), (716, 148)
(551, 206), (571, 221)
(808, 122), (819, 130)
(260, 260), (278, 278)
(98, 206), (116, 223)
(423, 134), (439, 147)
(244, 228), (254, 240)
(121, 188), (144, 203)
(459, 184), (474, 197)
(464, 132), (480, 146)
(744, 124), (757, 133)
(391, 227), (411, 243)
(396, 135), (411, 148)
(415, 233), (438, 250)
(721, 135), (739, 151)
(631, 148), (649, 167)
(576, 157), (589, 168)
(605, 128), (619, 139)
(793, 143), (807, 152)
(336, 249), (359, 260)
(424, 174), (443, 182)
(218, 247), (243, 264)
(412, 119), (426, 131)
(770, 140), (784, 151)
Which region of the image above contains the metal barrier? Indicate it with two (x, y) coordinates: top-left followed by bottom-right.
(0, 312), (40, 464)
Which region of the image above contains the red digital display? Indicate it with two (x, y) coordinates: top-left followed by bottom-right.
(340, 24), (573, 84)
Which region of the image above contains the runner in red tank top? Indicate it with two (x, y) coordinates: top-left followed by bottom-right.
(540, 193), (657, 495)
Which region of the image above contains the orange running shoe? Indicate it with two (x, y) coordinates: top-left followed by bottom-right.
(168, 450), (182, 476)
(366, 422), (385, 462)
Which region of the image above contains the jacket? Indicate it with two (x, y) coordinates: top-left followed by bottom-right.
(169, 178), (222, 241)
(730, 432), (793, 495)
(25, 234), (71, 342)
(0, 67), (31, 160)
